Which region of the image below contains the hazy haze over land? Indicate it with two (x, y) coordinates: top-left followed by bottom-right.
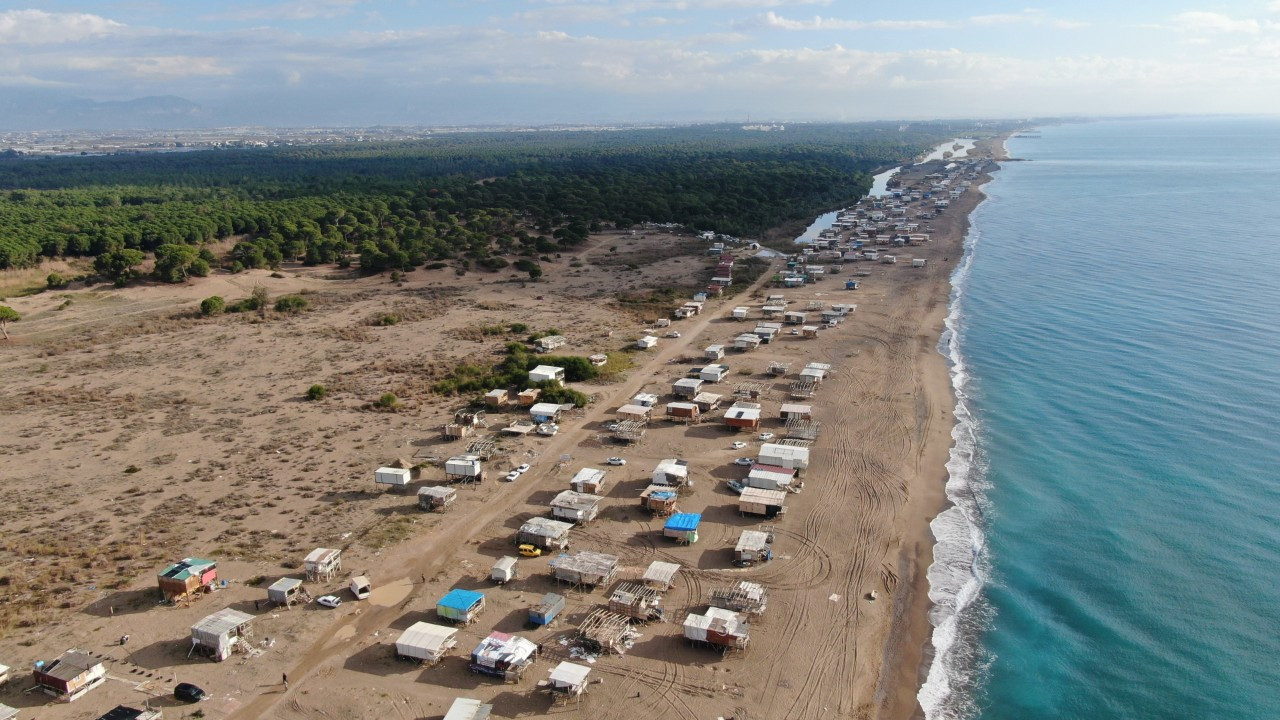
(2, 1), (1280, 128)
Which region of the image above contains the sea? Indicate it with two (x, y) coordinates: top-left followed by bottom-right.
(920, 117), (1280, 720)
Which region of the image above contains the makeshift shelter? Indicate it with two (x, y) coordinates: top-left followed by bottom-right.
(642, 560), (681, 589)
(779, 403), (813, 420)
(536, 335), (567, 352)
(375, 466), (411, 488)
(349, 576), (371, 600)
(517, 388), (541, 406)
(395, 622), (459, 664)
(469, 632), (538, 682)
(190, 608), (253, 661)
(746, 464), (795, 491)
(665, 401), (701, 422)
(266, 577), (306, 608)
(569, 468), (606, 494)
(639, 485), (680, 515)
(545, 661), (591, 704)
(576, 608), (633, 654)
(437, 589), (486, 624)
(739, 487), (787, 518)
(758, 443), (810, 473)
(529, 592), (566, 626)
(631, 392), (659, 407)
(32, 650), (104, 702)
(663, 513), (701, 544)
(724, 402), (762, 431)
(735, 530), (773, 565)
(732, 306), (749, 320)
(445, 455), (484, 483)
(733, 333), (762, 351)
(710, 581), (769, 615)
(419, 485), (458, 511)
(683, 607), (750, 652)
(635, 336), (658, 349)
(490, 556), (518, 585)
(550, 490), (603, 524)
(517, 517), (573, 550)
(443, 698), (493, 720)
(529, 403), (563, 423)
(550, 551), (619, 587)
(608, 581), (665, 622)
(616, 404), (652, 422)
(704, 344), (725, 360)
(699, 364), (730, 383)
(304, 548), (342, 581)
(156, 557), (218, 602)
(528, 365), (565, 384)
(484, 389), (509, 407)
(672, 378), (703, 398)
(652, 458), (690, 487)
(94, 706), (161, 720)
(612, 419), (648, 443)
(692, 392), (723, 412)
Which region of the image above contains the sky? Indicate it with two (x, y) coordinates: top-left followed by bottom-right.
(2, 1), (1280, 126)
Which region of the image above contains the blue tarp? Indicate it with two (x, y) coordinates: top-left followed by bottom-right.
(665, 513), (702, 532)
(438, 588), (485, 612)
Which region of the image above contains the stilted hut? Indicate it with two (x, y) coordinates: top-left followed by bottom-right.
(437, 589), (486, 624)
(156, 558), (218, 603)
(544, 662), (591, 705)
(303, 548), (342, 582)
(190, 608), (254, 661)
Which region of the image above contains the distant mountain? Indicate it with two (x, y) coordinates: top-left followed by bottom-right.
(0, 90), (205, 130)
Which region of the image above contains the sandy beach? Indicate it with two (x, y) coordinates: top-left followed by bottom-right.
(0, 138), (1005, 720)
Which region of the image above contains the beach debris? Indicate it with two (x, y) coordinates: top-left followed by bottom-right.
(828, 594), (840, 602)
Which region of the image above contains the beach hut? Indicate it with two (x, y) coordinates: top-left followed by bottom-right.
(683, 607), (750, 652)
(639, 485), (679, 515)
(746, 464), (796, 491)
(375, 466), (411, 489)
(490, 556), (518, 585)
(443, 698), (493, 720)
(156, 557), (218, 602)
(665, 401), (701, 421)
(303, 548), (342, 581)
(437, 589), (486, 624)
(652, 458), (690, 487)
(608, 581), (665, 622)
(663, 513), (701, 544)
(631, 392), (659, 407)
(528, 365), (565, 384)
(752, 325), (780, 344)
(569, 468), (607, 494)
(545, 662), (591, 704)
(529, 403), (563, 423)
(699, 364), (730, 383)
(550, 490), (603, 524)
(724, 402), (762, 431)
(735, 530), (773, 566)
(642, 560), (682, 589)
(529, 592), (566, 626)
(673, 378), (703, 398)
(445, 454), (484, 483)
(32, 650), (105, 702)
(419, 485), (458, 511)
(734, 333), (762, 351)
(739, 487), (787, 518)
(616, 404), (652, 422)
(190, 608), (254, 661)
(780, 403), (813, 421)
(704, 344), (726, 360)
(550, 551), (619, 588)
(468, 631), (539, 682)
(266, 577), (305, 608)
(517, 517), (573, 550)
(758, 443), (810, 473)
(395, 622), (459, 664)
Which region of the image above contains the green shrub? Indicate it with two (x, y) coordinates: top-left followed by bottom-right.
(376, 392), (401, 410)
(305, 384), (328, 401)
(274, 294), (309, 314)
(200, 296), (225, 316)
(376, 313), (399, 326)
(46, 273), (67, 289)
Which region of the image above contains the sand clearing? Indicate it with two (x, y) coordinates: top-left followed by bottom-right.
(0, 139), (1005, 720)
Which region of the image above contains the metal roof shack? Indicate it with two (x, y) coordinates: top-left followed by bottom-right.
(735, 530), (773, 565)
(616, 403), (652, 422)
(608, 581), (666, 622)
(738, 487), (787, 518)
(575, 608), (634, 655)
(639, 485), (680, 515)
(683, 607), (750, 652)
(779, 403), (813, 420)
(673, 378), (704, 398)
(443, 698), (493, 720)
(156, 557), (218, 602)
(642, 560), (682, 589)
(550, 490), (603, 524)
(747, 463), (796, 491)
(529, 592), (566, 626)
(395, 622), (459, 664)
(266, 577), (306, 607)
(724, 402), (762, 431)
(545, 661), (592, 703)
(569, 467), (607, 494)
(32, 649), (105, 702)
(692, 392), (723, 412)
(469, 631), (539, 682)
(528, 365), (565, 384)
(303, 547), (342, 581)
(419, 485), (458, 511)
(550, 550), (619, 588)
(437, 589), (486, 624)
(758, 443), (810, 473)
(631, 392), (659, 407)
(665, 401), (701, 422)
(710, 581), (769, 615)
(517, 517), (574, 549)
(663, 513), (702, 544)
(733, 333), (762, 350)
(652, 458), (690, 486)
(191, 608), (254, 661)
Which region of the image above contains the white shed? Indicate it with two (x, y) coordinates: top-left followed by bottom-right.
(304, 548), (342, 581)
(530, 403), (563, 423)
(704, 344), (725, 360)
(395, 622), (459, 664)
(375, 466), (411, 487)
(759, 443), (810, 472)
(569, 468), (607, 494)
(550, 490), (603, 523)
(547, 661), (591, 699)
(652, 458), (689, 486)
(636, 336), (658, 349)
(699, 364), (730, 383)
(443, 698), (493, 720)
(529, 365), (566, 384)
(490, 556), (518, 584)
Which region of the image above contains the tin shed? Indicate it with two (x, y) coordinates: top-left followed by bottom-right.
(517, 517), (573, 550)
(375, 466), (411, 488)
(32, 650), (104, 702)
(191, 608), (254, 661)
(529, 592), (566, 626)
(437, 589), (486, 624)
(303, 548), (342, 581)
(266, 577), (304, 607)
(443, 698), (493, 720)
(663, 513), (701, 544)
(569, 468), (606, 494)
(395, 622), (458, 664)
(419, 485), (458, 511)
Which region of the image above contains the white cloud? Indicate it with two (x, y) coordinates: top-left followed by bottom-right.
(747, 11), (952, 30)
(0, 9), (123, 44)
(1167, 11), (1262, 34)
(205, 0), (364, 22)
(63, 56), (232, 78)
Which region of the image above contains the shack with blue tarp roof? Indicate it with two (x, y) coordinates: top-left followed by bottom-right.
(639, 484), (680, 516)
(437, 588), (486, 624)
(663, 513), (701, 544)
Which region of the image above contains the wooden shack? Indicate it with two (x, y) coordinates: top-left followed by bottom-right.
(710, 581), (769, 615)
(517, 517), (573, 550)
(190, 608), (254, 661)
(418, 485), (458, 511)
(550, 490), (603, 524)
(32, 650), (105, 702)
(576, 608), (633, 654)
(639, 485), (679, 515)
(569, 468), (606, 494)
(156, 557), (217, 602)
(550, 551), (619, 588)
(738, 487), (787, 518)
(608, 581), (665, 622)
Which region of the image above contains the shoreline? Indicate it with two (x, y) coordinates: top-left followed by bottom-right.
(876, 134), (1010, 720)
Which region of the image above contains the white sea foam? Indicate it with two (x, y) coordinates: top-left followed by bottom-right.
(918, 207), (994, 720)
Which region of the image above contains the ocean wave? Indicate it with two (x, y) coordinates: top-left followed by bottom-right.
(918, 215), (995, 720)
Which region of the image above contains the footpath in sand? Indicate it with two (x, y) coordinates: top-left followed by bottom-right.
(0, 139), (1004, 720)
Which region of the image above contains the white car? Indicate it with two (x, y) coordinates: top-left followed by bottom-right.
(606, 457), (627, 466)
(666, 331), (681, 338)
(734, 457), (755, 466)
(504, 471), (520, 482)
(317, 595), (342, 608)
(758, 432), (775, 441)
(515, 464), (531, 474)
(731, 441), (747, 450)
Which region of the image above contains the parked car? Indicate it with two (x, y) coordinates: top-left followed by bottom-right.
(317, 595), (342, 609)
(518, 544), (543, 557)
(730, 441), (747, 450)
(515, 464), (531, 474)
(504, 471), (520, 482)
(725, 479), (746, 495)
(606, 457), (627, 466)
(734, 457), (754, 466)
(666, 331), (681, 338)
(758, 432), (775, 441)
(174, 683), (206, 703)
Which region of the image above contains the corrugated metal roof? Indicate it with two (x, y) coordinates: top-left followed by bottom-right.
(192, 608), (254, 637)
(548, 661), (591, 688)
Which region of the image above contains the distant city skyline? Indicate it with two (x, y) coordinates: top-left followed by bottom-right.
(2, 1), (1279, 127)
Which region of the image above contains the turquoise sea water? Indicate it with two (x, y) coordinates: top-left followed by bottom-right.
(920, 118), (1280, 719)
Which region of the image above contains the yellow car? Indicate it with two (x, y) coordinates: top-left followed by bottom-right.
(518, 544), (543, 558)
